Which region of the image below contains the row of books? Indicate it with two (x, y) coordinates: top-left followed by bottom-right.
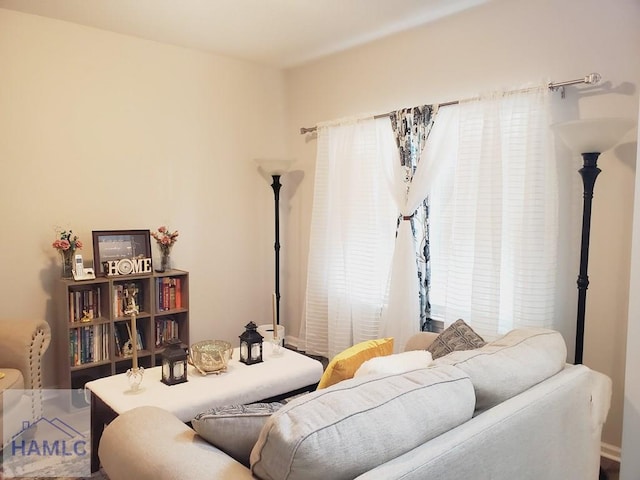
(155, 318), (180, 347)
(69, 325), (109, 366)
(114, 322), (145, 357)
(156, 277), (184, 312)
(68, 288), (102, 323)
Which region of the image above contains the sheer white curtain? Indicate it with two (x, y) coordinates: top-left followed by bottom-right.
(429, 87), (562, 340)
(379, 106), (459, 352)
(302, 117), (397, 359)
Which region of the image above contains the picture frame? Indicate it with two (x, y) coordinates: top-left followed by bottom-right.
(92, 230), (152, 276)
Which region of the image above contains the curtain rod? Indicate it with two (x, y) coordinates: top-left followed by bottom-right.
(299, 72), (602, 134)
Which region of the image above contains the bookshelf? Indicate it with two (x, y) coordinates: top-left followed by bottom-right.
(55, 269), (189, 404)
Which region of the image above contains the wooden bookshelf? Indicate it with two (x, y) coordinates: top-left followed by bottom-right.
(55, 269), (189, 404)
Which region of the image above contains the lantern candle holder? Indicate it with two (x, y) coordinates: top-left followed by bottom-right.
(239, 321), (263, 365)
(161, 338), (188, 385)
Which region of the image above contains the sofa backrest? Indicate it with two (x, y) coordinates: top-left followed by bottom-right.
(250, 364), (475, 480)
(432, 327), (567, 412)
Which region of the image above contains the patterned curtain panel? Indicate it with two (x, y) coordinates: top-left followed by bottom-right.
(390, 106), (435, 332)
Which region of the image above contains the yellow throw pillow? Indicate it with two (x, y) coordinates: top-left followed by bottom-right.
(316, 338), (394, 389)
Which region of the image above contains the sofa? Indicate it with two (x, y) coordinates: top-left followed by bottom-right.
(0, 318), (51, 447)
(99, 327), (611, 480)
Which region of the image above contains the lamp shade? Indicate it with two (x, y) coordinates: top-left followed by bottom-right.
(552, 117), (635, 154)
(254, 159), (296, 175)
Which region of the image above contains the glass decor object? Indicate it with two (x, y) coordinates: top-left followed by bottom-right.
(239, 321), (263, 365)
(151, 226), (179, 273)
(188, 340), (233, 375)
(61, 250), (74, 279)
(161, 338), (188, 385)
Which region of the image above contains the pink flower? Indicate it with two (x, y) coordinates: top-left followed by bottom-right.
(53, 239), (71, 250)
(151, 226), (179, 248)
(52, 229), (82, 252)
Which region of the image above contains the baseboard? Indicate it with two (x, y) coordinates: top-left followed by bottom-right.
(286, 335), (301, 350)
(601, 442), (621, 463)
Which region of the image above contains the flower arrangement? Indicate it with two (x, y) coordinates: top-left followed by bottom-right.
(52, 229), (83, 278)
(151, 226), (179, 249)
(151, 226), (179, 272)
(52, 229), (83, 253)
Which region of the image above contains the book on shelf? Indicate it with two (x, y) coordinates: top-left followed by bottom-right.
(68, 288), (102, 323)
(69, 324), (109, 366)
(156, 277), (183, 312)
(155, 317), (180, 347)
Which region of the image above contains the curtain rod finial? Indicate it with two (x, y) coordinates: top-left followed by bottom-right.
(585, 73), (601, 85)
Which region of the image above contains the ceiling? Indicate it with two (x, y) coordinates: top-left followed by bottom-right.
(0, 0), (488, 68)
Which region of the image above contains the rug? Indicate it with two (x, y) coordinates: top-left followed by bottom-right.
(0, 464), (109, 480)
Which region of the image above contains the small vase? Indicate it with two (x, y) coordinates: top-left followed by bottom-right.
(161, 253), (170, 272)
(157, 248), (172, 272)
(61, 251), (74, 279)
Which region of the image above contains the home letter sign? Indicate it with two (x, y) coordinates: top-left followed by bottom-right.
(104, 258), (152, 276)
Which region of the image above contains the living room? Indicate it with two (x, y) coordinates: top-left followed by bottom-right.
(0, 0), (639, 478)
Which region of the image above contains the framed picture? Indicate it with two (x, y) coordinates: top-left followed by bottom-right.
(92, 230), (152, 276)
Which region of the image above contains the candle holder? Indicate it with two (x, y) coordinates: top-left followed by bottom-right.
(124, 283), (144, 392)
(126, 366), (144, 392)
(257, 324), (285, 356)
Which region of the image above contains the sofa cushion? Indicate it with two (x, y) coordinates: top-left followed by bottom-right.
(316, 337), (394, 389)
(433, 327), (567, 412)
(427, 319), (486, 359)
(353, 350), (432, 378)
(250, 364), (475, 480)
(192, 402), (283, 467)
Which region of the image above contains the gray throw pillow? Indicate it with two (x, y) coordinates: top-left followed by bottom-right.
(192, 402), (283, 467)
(427, 319), (485, 359)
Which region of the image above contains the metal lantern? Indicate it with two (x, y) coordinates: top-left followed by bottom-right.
(161, 338), (188, 385)
(239, 321), (263, 365)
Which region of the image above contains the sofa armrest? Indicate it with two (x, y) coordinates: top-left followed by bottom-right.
(0, 319), (51, 390)
(404, 332), (439, 352)
(100, 406), (254, 480)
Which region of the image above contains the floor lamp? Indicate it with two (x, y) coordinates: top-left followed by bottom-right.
(255, 159), (295, 328)
(552, 118), (635, 365)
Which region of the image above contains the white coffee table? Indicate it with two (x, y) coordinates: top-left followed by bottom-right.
(86, 346), (323, 472)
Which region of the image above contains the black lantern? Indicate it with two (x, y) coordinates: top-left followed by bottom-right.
(239, 321), (263, 365)
(161, 338), (188, 385)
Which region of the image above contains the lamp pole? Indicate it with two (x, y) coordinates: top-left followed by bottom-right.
(270, 174), (282, 325)
(575, 152), (601, 365)
(255, 158), (295, 329)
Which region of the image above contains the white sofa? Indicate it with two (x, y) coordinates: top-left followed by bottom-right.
(99, 328), (611, 480)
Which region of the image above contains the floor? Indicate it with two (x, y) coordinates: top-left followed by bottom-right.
(601, 457), (620, 480)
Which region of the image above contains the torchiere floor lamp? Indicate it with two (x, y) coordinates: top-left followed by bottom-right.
(255, 159), (295, 327)
(553, 117), (635, 365)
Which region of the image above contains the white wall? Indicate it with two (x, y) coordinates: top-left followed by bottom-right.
(283, 0), (640, 452)
(0, 9), (288, 386)
(620, 100), (640, 479)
